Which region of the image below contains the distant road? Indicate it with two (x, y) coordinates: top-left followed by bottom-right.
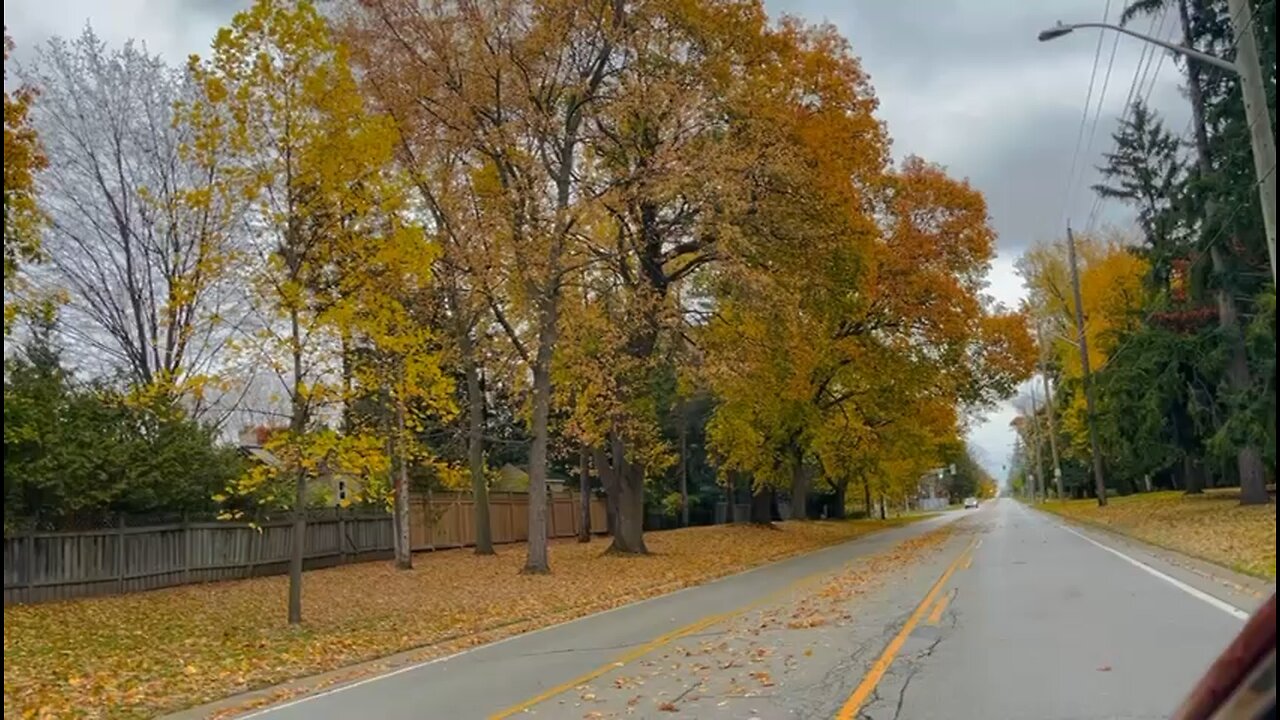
(229, 500), (1263, 720)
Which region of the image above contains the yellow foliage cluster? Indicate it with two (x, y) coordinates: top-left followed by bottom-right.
(4, 31), (48, 330)
(1018, 233), (1150, 458)
(180, 0), (458, 518)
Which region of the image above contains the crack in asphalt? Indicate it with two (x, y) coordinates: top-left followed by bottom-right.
(891, 666), (918, 720)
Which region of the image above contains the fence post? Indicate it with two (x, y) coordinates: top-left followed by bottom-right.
(246, 513), (259, 579)
(25, 521), (37, 603)
(182, 512), (191, 585)
(338, 509), (347, 564)
(454, 496), (463, 549)
(116, 515), (127, 593)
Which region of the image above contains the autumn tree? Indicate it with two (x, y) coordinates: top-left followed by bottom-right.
(326, 190), (455, 570)
(350, 0), (624, 573)
(548, 0), (786, 549)
(22, 28), (239, 406)
(187, 0), (432, 621)
(691, 12), (1034, 525)
(4, 29), (46, 331)
(341, 0), (519, 555)
(1019, 234), (1150, 471)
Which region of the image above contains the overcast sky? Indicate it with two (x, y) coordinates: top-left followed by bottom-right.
(6, 0), (1193, 482)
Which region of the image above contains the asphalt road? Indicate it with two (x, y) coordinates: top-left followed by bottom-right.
(234, 500), (1267, 720)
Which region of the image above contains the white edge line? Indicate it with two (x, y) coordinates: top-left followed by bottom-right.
(234, 514), (958, 718)
(1056, 522), (1251, 621)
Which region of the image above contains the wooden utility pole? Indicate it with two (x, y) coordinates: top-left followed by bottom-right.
(1028, 386), (1046, 503)
(1066, 226), (1108, 506)
(1035, 322), (1064, 499)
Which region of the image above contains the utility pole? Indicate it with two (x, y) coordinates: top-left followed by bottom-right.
(1066, 226), (1107, 506)
(1024, 384), (1044, 502)
(1035, 322), (1064, 499)
(1225, 0), (1277, 284)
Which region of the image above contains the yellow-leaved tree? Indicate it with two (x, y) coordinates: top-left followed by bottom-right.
(1018, 233), (1149, 459)
(4, 30), (46, 331)
(187, 0), (449, 622)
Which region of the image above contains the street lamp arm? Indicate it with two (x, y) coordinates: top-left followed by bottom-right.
(1040, 21), (1240, 75)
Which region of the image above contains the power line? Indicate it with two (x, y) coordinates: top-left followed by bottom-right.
(1083, 26), (1124, 179)
(1140, 12), (1172, 105)
(1084, 8), (1170, 233)
(1060, 0), (1116, 229)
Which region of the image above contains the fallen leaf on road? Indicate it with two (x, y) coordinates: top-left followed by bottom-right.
(658, 701), (678, 712)
(3, 519), (929, 719)
(1097, 665), (1112, 672)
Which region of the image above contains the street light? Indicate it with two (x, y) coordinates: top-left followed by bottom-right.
(1037, 21), (1237, 72)
(1039, 12), (1278, 285)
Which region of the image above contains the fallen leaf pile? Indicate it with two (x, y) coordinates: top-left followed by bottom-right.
(3, 517), (919, 719)
(1041, 489), (1276, 579)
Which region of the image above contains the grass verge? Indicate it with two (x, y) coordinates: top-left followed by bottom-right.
(1039, 489), (1276, 580)
(4, 516), (918, 719)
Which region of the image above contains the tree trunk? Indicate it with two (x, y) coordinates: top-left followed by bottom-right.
(749, 485), (772, 524)
(523, 314), (556, 574)
(831, 479), (848, 519)
(461, 336), (493, 555)
(393, 397), (412, 570)
(340, 331), (354, 433)
(610, 462), (648, 554)
(877, 493), (886, 520)
(289, 469), (305, 625)
(678, 404), (689, 528)
(725, 473), (737, 523)
(1184, 454), (1206, 495)
(1179, 0), (1268, 506)
(789, 452), (810, 521)
(862, 475), (872, 519)
(593, 446), (620, 536)
(606, 482), (619, 535)
(288, 307), (305, 626)
(578, 446), (591, 543)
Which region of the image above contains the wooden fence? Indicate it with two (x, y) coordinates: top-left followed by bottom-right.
(3, 491), (608, 606)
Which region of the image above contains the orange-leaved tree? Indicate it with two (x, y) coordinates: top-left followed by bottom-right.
(3, 29), (46, 331)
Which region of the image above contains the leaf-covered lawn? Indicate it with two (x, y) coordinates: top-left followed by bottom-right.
(1040, 490), (1276, 579)
(3, 518), (917, 719)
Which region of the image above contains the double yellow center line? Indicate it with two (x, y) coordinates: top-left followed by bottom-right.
(490, 530), (976, 720)
(833, 537), (977, 719)
(488, 546), (865, 719)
